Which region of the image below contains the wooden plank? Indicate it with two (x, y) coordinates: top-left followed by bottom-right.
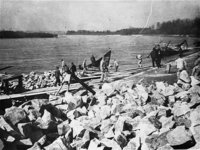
(70, 73), (96, 95)
(124, 66), (151, 72)
(0, 84), (81, 101)
(73, 75), (100, 82)
(0, 66), (13, 71)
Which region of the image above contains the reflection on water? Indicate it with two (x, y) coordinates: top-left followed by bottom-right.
(0, 35), (199, 74)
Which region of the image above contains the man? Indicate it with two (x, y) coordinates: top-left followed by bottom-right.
(70, 62), (77, 75)
(175, 54), (187, 79)
(100, 57), (108, 82)
(62, 70), (71, 92)
(177, 69), (191, 90)
(136, 54), (143, 68)
(191, 60), (200, 86)
(147, 45), (158, 67)
(54, 66), (61, 86)
(156, 45), (162, 68)
(82, 59), (87, 71)
(90, 55), (96, 66)
(61, 59), (65, 73)
(177, 45), (183, 55)
(63, 64), (69, 73)
(194, 54), (200, 66)
(114, 59), (119, 72)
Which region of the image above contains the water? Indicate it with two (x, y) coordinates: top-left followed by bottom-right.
(0, 35), (199, 74)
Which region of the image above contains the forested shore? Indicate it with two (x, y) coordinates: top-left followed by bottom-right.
(0, 31), (58, 39)
(67, 17), (200, 36)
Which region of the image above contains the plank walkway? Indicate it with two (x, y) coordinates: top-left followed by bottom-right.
(0, 66), (158, 101)
(0, 83), (81, 101)
(0, 71), (135, 101)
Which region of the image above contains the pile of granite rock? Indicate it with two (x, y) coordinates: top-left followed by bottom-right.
(22, 71), (56, 90)
(1, 79), (200, 150)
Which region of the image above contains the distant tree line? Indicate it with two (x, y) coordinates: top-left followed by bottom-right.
(151, 17), (200, 36)
(0, 31), (58, 38)
(67, 30), (116, 35)
(67, 17), (200, 36)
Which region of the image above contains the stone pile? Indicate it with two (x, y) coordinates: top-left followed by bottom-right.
(22, 71), (55, 90)
(1, 79), (200, 150)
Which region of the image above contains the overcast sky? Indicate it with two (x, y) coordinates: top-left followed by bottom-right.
(0, 0), (200, 31)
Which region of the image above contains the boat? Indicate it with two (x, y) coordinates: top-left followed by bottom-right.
(160, 40), (189, 56)
(79, 50), (111, 70)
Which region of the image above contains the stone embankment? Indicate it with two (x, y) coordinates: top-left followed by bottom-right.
(1, 76), (200, 150)
(1, 51), (200, 150)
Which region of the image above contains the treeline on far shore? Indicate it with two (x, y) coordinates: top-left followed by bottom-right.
(0, 31), (58, 39)
(67, 17), (200, 36)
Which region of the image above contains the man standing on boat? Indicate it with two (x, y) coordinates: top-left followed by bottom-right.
(91, 55), (96, 67)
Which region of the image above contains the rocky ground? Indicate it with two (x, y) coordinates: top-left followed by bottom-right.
(0, 51), (200, 150)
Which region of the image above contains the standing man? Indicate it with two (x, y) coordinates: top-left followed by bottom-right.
(70, 62), (77, 75)
(61, 59), (65, 74)
(62, 70), (71, 92)
(147, 45), (158, 68)
(100, 57), (108, 82)
(54, 66), (62, 86)
(156, 44), (162, 68)
(114, 59), (119, 72)
(191, 57), (200, 86)
(90, 55), (96, 66)
(178, 46), (183, 56)
(175, 54), (187, 80)
(82, 59), (87, 71)
(63, 64), (70, 74)
(136, 54), (143, 68)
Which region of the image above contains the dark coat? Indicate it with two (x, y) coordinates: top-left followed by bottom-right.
(150, 48), (158, 59)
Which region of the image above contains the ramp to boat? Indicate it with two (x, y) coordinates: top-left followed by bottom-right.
(0, 83), (81, 101)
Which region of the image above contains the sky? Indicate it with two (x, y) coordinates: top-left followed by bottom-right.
(0, 0), (200, 31)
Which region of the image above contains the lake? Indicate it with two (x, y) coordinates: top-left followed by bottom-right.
(0, 35), (199, 74)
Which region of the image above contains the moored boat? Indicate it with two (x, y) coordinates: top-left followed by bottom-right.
(79, 50), (111, 70)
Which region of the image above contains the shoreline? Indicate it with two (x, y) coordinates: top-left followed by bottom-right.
(0, 48), (199, 91)
(0, 48), (199, 99)
(0, 31), (58, 39)
(0, 47), (200, 150)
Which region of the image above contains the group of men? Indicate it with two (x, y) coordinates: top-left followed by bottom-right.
(148, 44), (162, 68)
(54, 44), (200, 89)
(54, 43), (163, 85)
(54, 59), (77, 91)
(136, 44), (162, 69)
